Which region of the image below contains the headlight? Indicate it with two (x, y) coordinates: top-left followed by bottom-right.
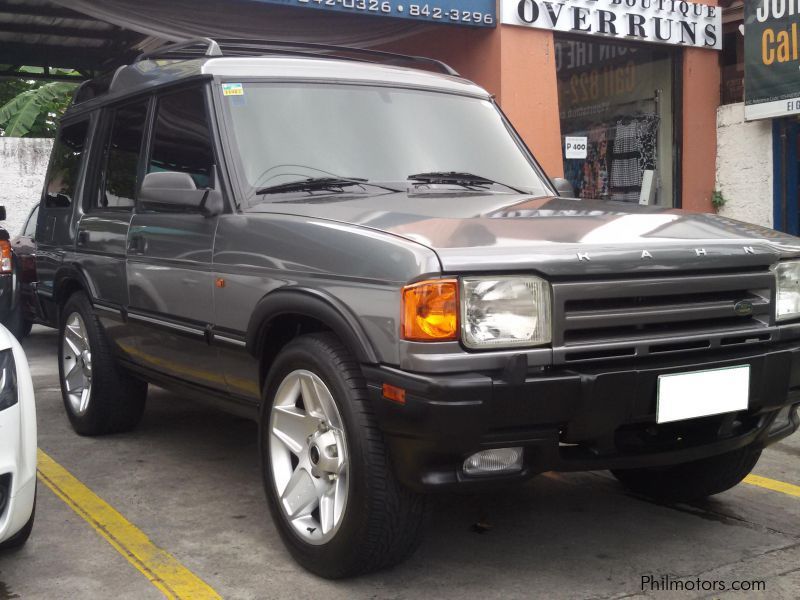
(773, 261), (800, 322)
(0, 349), (17, 411)
(461, 276), (552, 349)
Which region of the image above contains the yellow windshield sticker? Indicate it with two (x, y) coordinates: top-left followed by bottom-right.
(222, 83), (244, 97)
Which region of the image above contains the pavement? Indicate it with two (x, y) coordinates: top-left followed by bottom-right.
(0, 326), (798, 599)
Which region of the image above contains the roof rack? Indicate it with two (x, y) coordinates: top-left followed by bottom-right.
(134, 37), (460, 77)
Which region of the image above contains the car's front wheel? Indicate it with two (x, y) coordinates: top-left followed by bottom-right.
(58, 291), (147, 436)
(612, 445), (762, 502)
(260, 333), (428, 579)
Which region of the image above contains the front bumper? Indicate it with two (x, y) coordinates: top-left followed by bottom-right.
(364, 343), (800, 492)
(0, 336), (37, 543)
(0, 403), (35, 543)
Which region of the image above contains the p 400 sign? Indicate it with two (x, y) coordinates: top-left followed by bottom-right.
(502, 0), (722, 49)
(252, 0), (496, 27)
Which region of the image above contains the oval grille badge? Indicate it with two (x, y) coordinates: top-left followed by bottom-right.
(734, 300), (754, 317)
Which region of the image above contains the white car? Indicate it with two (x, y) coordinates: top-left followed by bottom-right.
(0, 323), (35, 549)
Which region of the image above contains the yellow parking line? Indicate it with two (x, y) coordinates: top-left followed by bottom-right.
(36, 449), (221, 600)
(743, 474), (800, 499)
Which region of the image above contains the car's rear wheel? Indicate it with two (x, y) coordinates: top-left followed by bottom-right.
(58, 291), (147, 435)
(611, 445), (762, 502)
(260, 333), (428, 579)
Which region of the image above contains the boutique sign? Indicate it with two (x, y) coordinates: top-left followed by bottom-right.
(744, 0), (800, 120)
(501, 0), (722, 49)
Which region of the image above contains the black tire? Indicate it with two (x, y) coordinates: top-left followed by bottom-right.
(0, 503), (34, 551)
(259, 333), (429, 579)
(612, 446), (762, 503)
(58, 291), (147, 436)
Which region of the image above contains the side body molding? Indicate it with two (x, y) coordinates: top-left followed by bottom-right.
(245, 288), (380, 365)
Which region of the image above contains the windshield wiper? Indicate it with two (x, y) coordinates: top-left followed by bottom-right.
(256, 177), (401, 196)
(408, 171), (524, 194)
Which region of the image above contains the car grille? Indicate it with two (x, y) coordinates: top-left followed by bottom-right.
(551, 270), (775, 363)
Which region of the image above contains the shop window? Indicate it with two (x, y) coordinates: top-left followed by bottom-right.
(721, 20), (744, 105)
(555, 36), (676, 207)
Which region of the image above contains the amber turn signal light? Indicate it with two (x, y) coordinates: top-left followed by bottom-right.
(402, 279), (458, 341)
(382, 383), (406, 405)
(0, 240), (12, 274)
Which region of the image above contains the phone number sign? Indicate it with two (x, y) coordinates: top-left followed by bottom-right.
(250, 0), (496, 27)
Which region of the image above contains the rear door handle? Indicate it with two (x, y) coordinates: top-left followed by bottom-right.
(128, 234), (146, 254)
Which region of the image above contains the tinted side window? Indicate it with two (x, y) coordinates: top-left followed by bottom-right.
(149, 88), (214, 189)
(44, 121), (89, 208)
(23, 204), (39, 236)
(99, 101), (149, 209)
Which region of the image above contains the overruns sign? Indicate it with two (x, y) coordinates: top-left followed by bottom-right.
(502, 0), (722, 50)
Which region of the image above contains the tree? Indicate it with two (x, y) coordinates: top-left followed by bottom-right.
(0, 69), (79, 138)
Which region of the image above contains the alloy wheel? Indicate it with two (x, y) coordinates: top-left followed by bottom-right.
(269, 369), (349, 545)
(61, 312), (93, 415)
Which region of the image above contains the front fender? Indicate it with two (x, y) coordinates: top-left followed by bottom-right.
(246, 287), (379, 365)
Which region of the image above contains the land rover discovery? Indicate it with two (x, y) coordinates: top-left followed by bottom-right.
(35, 38), (800, 578)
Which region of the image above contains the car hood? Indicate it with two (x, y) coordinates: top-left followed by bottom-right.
(249, 193), (800, 276)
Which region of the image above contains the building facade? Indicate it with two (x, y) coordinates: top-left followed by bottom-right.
(66, 0), (725, 213)
(374, 0), (723, 213)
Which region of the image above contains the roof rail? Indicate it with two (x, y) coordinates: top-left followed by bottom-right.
(134, 37), (222, 63)
(134, 37), (460, 77)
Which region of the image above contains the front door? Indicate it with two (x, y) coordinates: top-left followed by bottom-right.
(75, 100), (149, 355)
(126, 85), (222, 390)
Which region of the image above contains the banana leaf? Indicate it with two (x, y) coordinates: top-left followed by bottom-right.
(0, 82), (76, 137)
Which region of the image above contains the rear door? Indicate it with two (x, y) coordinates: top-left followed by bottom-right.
(35, 118), (92, 317)
(125, 84), (223, 390)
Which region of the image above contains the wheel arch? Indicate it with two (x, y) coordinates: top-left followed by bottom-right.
(246, 288), (380, 386)
(53, 265), (94, 308)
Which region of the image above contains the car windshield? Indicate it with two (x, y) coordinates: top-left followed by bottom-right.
(222, 82), (551, 203)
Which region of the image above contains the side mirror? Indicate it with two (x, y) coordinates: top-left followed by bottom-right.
(140, 171), (222, 217)
(0, 206), (5, 221)
(551, 177), (576, 198)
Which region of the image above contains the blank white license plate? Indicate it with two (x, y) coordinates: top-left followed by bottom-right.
(657, 365), (750, 424)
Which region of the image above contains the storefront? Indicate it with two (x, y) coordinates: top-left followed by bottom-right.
(743, 0), (800, 235)
(386, 0), (723, 211)
(61, 0), (725, 212)
(554, 37), (677, 205)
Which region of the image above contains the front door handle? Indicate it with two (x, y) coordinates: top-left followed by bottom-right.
(128, 234), (147, 254)
(77, 230), (90, 246)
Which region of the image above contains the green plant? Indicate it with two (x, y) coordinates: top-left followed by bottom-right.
(0, 68), (79, 137)
(711, 190), (726, 212)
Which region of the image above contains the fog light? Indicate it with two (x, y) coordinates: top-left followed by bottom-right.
(463, 447), (523, 477)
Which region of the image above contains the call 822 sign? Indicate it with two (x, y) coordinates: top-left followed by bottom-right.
(254, 0), (497, 26)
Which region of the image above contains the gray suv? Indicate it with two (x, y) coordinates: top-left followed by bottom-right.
(36, 39), (800, 578)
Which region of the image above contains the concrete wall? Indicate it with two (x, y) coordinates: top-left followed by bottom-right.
(716, 103), (773, 228)
(0, 137), (52, 236)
